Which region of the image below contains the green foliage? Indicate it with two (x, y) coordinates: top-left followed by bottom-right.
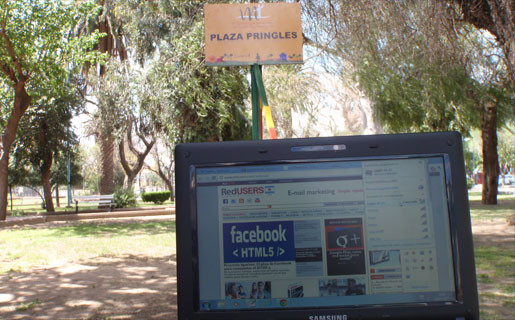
(50, 153), (84, 189)
(163, 19), (251, 143)
(141, 191), (171, 204)
(0, 0), (105, 217)
(357, 55), (478, 134)
(116, 2), (251, 143)
(113, 188), (136, 208)
(498, 126), (515, 174)
(0, 0), (105, 106)
(304, 1), (514, 136)
(8, 210), (23, 217)
(10, 80), (83, 183)
(466, 176), (474, 190)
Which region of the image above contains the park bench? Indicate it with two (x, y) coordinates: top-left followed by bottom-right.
(74, 194), (115, 213)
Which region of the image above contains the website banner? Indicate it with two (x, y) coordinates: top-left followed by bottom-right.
(223, 221), (295, 263)
(325, 218), (366, 276)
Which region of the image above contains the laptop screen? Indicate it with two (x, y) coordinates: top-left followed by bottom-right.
(175, 132), (479, 320)
(195, 155), (456, 309)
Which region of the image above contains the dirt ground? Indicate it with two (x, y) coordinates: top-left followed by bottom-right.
(0, 216), (513, 320)
(0, 254), (177, 320)
(0, 217), (178, 320)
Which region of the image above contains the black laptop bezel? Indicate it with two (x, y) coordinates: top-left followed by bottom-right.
(175, 132), (479, 320)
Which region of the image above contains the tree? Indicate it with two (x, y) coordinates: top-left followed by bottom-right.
(88, 59), (158, 191)
(0, 0), (102, 220)
(77, 0), (129, 196)
(148, 138), (175, 201)
(11, 83), (82, 212)
(498, 126), (515, 176)
(263, 65), (321, 138)
(452, 0), (515, 203)
(83, 1), (250, 198)
(119, 122), (155, 190)
(154, 12), (251, 144)
(455, 0), (515, 85)
(110, 0), (252, 144)
(9, 147), (83, 211)
(302, 0), (514, 204)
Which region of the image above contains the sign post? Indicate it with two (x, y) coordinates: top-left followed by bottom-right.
(251, 65), (262, 140)
(204, 3), (303, 140)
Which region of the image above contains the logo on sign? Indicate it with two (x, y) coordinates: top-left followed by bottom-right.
(239, 4), (269, 21)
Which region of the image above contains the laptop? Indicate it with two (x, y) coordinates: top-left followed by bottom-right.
(175, 132), (479, 320)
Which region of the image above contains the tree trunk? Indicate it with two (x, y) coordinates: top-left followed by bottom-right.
(93, 14), (128, 196)
(480, 102), (499, 204)
(41, 152), (55, 213)
(119, 139), (134, 190)
(99, 128), (115, 195)
(167, 182), (174, 201)
(157, 167), (174, 201)
(118, 127), (155, 191)
(457, 0), (515, 85)
(9, 184), (13, 211)
(0, 82), (31, 220)
(55, 187), (60, 208)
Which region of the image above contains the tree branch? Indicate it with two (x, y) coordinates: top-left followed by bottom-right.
(118, 136), (132, 176)
(126, 123), (142, 156)
(135, 126), (153, 149)
(84, 98), (98, 106)
(27, 42), (48, 80)
(303, 33), (341, 58)
(0, 62), (16, 82)
(0, 18), (25, 81)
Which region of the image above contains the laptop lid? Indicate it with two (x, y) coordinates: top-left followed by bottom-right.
(175, 132), (479, 320)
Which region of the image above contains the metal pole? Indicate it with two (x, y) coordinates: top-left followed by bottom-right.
(67, 156), (72, 207)
(251, 64), (262, 140)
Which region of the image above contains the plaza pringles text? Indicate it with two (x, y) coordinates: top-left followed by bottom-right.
(209, 31), (298, 42)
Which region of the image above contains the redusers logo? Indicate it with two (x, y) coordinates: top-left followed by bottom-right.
(221, 186), (264, 196)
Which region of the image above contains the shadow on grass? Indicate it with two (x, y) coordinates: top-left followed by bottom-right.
(469, 198), (514, 209)
(50, 221), (176, 237)
(0, 254), (177, 320)
(469, 199), (515, 220)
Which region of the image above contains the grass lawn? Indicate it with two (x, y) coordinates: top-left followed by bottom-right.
(0, 221), (176, 274)
(476, 245), (515, 320)
(469, 193), (514, 320)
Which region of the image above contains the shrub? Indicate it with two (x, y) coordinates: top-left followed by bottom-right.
(466, 176), (474, 190)
(114, 188), (137, 208)
(141, 191), (171, 204)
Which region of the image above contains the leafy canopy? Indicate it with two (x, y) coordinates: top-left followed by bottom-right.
(0, 0), (104, 111)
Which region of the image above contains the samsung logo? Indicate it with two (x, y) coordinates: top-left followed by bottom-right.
(309, 316), (347, 320)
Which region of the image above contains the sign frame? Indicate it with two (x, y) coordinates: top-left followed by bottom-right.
(204, 3), (303, 66)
